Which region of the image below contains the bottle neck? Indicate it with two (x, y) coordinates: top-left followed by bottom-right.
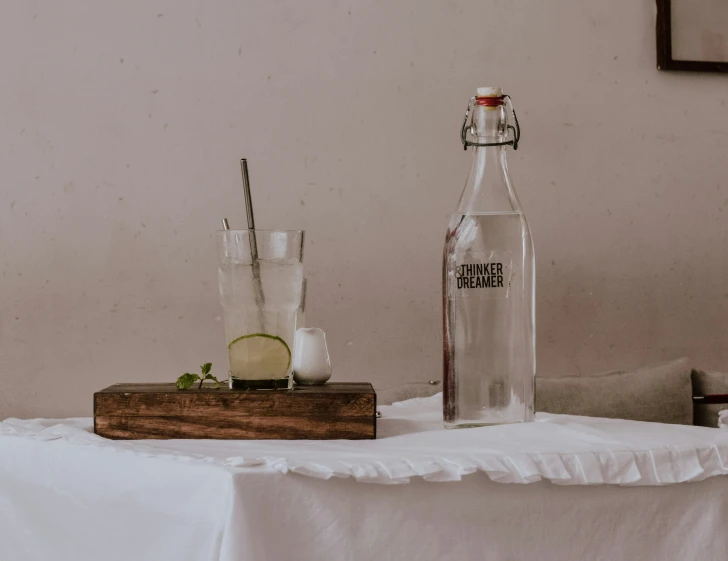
(455, 105), (520, 215)
(472, 104), (508, 142)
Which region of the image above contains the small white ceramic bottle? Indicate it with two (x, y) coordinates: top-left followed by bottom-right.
(293, 328), (332, 386)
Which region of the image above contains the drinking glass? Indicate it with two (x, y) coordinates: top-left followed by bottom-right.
(217, 230), (304, 389)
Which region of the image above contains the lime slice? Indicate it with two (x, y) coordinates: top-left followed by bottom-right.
(228, 333), (291, 379)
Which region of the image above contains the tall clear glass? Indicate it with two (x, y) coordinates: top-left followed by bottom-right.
(443, 90), (535, 427)
(217, 230), (304, 390)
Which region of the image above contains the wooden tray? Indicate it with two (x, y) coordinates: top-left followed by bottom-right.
(94, 383), (376, 440)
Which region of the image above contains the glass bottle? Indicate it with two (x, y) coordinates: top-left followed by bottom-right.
(443, 87), (535, 428)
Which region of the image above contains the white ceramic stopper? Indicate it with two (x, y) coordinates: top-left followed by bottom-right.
(476, 86), (503, 97)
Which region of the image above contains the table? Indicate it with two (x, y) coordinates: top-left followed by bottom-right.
(2, 394), (728, 561)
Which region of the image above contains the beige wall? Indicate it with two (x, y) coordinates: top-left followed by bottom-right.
(1, 1), (727, 418)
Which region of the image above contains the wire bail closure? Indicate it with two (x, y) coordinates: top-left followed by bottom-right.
(460, 94), (521, 151)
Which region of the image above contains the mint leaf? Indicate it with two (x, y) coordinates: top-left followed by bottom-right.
(176, 362), (226, 389)
(176, 373), (200, 390)
(204, 373), (223, 389)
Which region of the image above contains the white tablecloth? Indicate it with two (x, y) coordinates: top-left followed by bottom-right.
(2, 394), (728, 561)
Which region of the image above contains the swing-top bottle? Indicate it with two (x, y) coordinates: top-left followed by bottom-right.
(443, 87), (535, 428)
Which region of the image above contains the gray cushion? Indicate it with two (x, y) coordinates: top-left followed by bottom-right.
(691, 369), (728, 428)
(536, 358), (693, 425)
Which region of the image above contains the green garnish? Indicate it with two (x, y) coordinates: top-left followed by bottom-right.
(176, 362), (225, 390)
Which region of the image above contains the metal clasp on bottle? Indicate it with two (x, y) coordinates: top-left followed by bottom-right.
(460, 95), (521, 151)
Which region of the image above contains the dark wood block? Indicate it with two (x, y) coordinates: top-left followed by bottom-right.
(94, 383), (376, 440)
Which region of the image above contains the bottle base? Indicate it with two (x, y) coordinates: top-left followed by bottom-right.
(444, 419), (529, 429)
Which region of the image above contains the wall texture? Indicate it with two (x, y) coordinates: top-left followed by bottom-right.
(1, 1), (726, 418)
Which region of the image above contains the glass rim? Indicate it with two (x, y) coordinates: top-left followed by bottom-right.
(217, 229), (304, 235)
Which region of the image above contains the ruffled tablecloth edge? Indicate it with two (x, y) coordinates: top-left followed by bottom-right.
(2, 409), (728, 486)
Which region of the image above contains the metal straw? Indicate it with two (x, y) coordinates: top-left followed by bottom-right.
(241, 160), (258, 254)
(240, 159), (266, 313)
